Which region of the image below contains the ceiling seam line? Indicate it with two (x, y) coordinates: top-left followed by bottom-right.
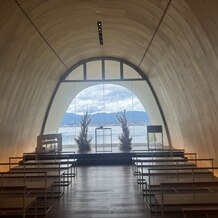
(138, 0), (172, 68)
(14, 0), (69, 71)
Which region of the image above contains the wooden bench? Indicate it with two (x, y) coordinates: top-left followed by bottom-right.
(132, 148), (185, 156)
(154, 181), (218, 217)
(0, 185), (37, 218)
(139, 166), (216, 191)
(141, 167), (218, 207)
(142, 166), (217, 186)
(8, 156), (77, 185)
(23, 151), (76, 161)
(22, 158), (77, 177)
(134, 161), (196, 187)
(133, 158), (213, 170)
(155, 193), (218, 217)
(23, 151), (77, 175)
(0, 171), (55, 215)
(134, 160), (195, 174)
(182, 206), (218, 218)
(9, 166), (69, 188)
(132, 156), (206, 173)
(132, 156), (186, 174)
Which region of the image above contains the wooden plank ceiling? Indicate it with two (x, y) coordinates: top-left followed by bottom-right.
(0, 0), (218, 166)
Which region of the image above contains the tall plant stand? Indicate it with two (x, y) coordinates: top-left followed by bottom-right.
(95, 127), (112, 153)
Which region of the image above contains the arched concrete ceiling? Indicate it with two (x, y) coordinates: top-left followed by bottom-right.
(0, 0), (218, 166)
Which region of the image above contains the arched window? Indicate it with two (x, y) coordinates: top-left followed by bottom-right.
(58, 84), (150, 150)
(43, 57), (171, 147)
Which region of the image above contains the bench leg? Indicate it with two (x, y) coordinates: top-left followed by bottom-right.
(161, 204), (164, 218)
(35, 200), (37, 218)
(155, 198), (158, 218)
(183, 211), (187, 218)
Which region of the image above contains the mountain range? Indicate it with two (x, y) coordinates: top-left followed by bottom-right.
(61, 111), (150, 126)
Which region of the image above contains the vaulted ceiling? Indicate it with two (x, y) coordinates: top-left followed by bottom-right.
(0, 0), (218, 165)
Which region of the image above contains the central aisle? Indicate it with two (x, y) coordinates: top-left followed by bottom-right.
(46, 165), (149, 218)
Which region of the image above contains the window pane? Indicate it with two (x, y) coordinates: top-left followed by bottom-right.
(66, 65), (83, 80)
(87, 60), (102, 80)
(124, 64), (141, 79)
(105, 60), (120, 79)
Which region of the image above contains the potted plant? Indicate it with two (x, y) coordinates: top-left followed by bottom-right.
(116, 110), (132, 151)
(74, 111), (92, 152)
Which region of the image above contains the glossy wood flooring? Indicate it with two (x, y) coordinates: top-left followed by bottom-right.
(45, 165), (150, 218)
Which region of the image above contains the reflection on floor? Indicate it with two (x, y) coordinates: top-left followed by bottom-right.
(45, 165), (149, 218)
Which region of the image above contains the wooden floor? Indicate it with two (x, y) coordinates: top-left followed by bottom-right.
(45, 165), (149, 218)
(44, 166), (194, 218)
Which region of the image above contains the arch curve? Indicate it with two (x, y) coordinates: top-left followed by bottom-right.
(42, 57), (171, 146)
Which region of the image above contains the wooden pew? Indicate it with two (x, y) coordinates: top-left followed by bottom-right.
(10, 164), (71, 187)
(132, 156), (187, 174)
(155, 181), (218, 217)
(22, 158), (77, 178)
(0, 185), (37, 218)
(1, 161), (64, 202)
(23, 151), (77, 176)
(182, 206), (218, 218)
(8, 155), (74, 186)
(0, 171), (54, 215)
(134, 160), (196, 188)
(134, 158), (213, 189)
(132, 149), (186, 159)
(143, 167), (218, 210)
(134, 158), (214, 177)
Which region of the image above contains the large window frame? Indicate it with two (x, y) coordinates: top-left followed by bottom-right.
(41, 57), (171, 147)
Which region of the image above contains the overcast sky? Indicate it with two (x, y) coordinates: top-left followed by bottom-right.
(66, 84), (145, 114)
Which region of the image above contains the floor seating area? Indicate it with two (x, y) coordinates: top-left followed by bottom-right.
(1, 147), (218, 217)
(0, 151), (77, 217)
(0, 185), (37, 218)
(132, 148), (218, 217)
